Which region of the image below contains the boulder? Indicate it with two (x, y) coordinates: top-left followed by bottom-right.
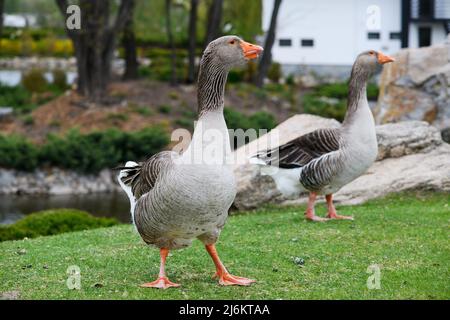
(373, 37), (450, 130)
(232, 115), (450, 211)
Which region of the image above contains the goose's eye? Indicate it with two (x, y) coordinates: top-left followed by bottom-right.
(229, 40), (236, 45)
(369, 51), (375, 55)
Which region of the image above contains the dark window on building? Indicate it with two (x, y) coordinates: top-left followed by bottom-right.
(390, 32), (401, 39)
(301, 39), (314, 47)
(418, 0), (434, 19)
(279, 39), (292, 47)
(368, 32), (381, 39)
(418, 26), (432, 47)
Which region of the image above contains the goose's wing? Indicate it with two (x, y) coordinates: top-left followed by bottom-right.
(255, 128), (341, 168)
(119, 151), (177, 199)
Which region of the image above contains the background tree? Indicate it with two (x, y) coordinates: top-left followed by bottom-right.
(165, 0), (177, 86)
(187, 0), (198, 83)
(0, 0), (4, 40)
(255, 0), (282, 87)
(55, 0), (135, 102)
(122, 0), (138, 81)
(204, 0), (223, 48)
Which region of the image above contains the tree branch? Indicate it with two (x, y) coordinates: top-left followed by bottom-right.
(113, 0), (135, 33)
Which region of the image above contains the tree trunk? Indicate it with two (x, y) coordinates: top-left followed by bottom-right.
(0, 0), (4, 40)
(255, 0), (282, 88)
(187, 0), (198, 83)
(165, 0), (177, 86)
(204, 0), (223, 48)
(122, 1), (138, 80)
(55, 0), (135, 102)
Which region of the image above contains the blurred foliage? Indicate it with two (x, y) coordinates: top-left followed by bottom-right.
(40, 127), (170, 173)
(302, 94), (347, 122)
(3, 0), (262, 46)
(224, 108), (277, 149)
(0, 209), (119, 242)
(0, 134), (39, 171)
(0, 37), (73, 57)
(315, 81), (379, 100)
(0, 84), (32, 111)
(51, 68), (68, 91)
(21, 68), (48, 93)
(0, 81), (65, 114)
(224, 108), (277, 132)
(133, 0), (262, 45)
(301, 81), (380, 121)
(0, 127), (170, 173)
(267, 62), (282, 83)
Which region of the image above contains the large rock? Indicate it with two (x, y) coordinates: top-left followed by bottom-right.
(232, 115), (450, 211)
(373, 36), (450, 130)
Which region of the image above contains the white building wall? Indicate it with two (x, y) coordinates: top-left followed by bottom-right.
(408, 23), (449, 48)
(262, 0), (402, 66)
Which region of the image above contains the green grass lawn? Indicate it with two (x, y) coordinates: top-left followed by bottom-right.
(0, 192), (449, 300)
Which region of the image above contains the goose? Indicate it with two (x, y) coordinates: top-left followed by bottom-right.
(250, 50), (394, 222)
(118, 36), (263, 288)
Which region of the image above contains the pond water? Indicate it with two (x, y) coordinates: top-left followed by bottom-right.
(0, 69), (76, 87)
(0, 192), (132, 225)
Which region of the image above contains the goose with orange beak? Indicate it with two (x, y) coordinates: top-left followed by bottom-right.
(251, 50), (395, 222)
(118, 36), (262, 289)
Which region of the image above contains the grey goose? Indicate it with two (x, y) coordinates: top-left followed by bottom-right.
(118, 36), (263, 289)
(251, 51), (394, 222)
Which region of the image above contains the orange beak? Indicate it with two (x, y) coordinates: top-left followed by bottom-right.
(240, 41), (264, 60)
(378, 52), (395, 64)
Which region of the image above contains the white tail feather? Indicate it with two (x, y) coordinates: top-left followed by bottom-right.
(249, 156), (305, 197)
(117, 161), (138, 225)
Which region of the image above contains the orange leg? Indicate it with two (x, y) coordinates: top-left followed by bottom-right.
(205, 244), (255, 286)
(140, 248), (181, 289)
(325, 194), (354, 220)
(305, 192), (328, 222)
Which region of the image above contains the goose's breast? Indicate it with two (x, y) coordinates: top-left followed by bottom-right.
(134, 164), (236, 248)
(334, 137), (377, 187)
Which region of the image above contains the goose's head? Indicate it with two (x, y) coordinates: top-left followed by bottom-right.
(204, 35), (263, 69)
(356, 50), (395, 74)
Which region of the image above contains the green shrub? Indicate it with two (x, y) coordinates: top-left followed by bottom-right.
(315, 82), (348, 99)
(39, 127), (169, 173)
(175, 118), (195, 131)
(107, 112), (129, 123)
(51, 69), (68, 91)
(285, 74), (296, 86)
(249, 111), (277, 131)
(0, 209), (119, 242)
(224, 108), (277, 149)
(130, 104), (153, 116)
(224, 108), (277, 132)
(0, 134), (39, 171)
(123, 127), (171, 161)
(158, 105), (171, 114)
(228, 69), (245, 83)
(22, 114), (34, 126)
(21, 68), (48, 93)
(0, 127), (169, 173)
(267, 62), (282, 83)
(367, 83), (379, 100)
(0, 84), (33, 112)
(224, 108), (250, 131)
(314, 82), (379, 100)
(302, 94), (347, 122)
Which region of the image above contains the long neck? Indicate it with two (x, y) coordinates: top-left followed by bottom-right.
(197, 53), (228, 117)
(343, 65), (369, 126)
(180, 53), (231, 165)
